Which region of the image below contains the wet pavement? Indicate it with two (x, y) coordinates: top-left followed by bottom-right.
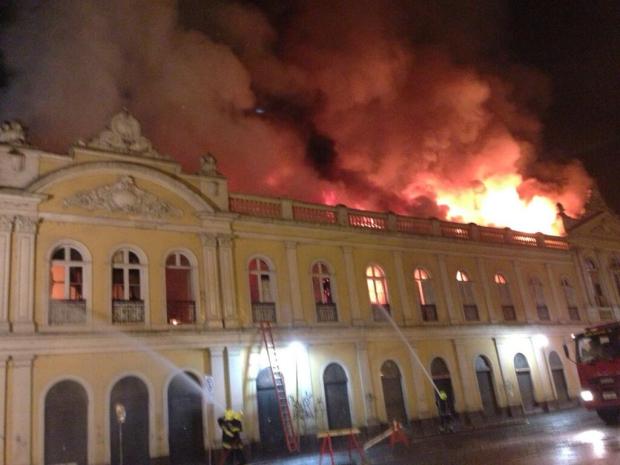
(246, 408), (620, 465)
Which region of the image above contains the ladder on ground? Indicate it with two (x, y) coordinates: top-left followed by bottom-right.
(259, 320), (300, 453)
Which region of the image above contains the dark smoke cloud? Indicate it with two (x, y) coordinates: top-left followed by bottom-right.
(0, 0), (591, 231)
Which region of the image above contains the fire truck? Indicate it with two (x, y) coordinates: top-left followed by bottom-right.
(568, 322), (620, 424)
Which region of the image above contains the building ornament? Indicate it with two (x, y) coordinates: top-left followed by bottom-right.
(81, 109), (168, 159)
(63, 175), (182, 219)
(0, 121), (27, 146)
(199, 153), (220, 176)
(14, 215), (38, 233)
(200, 233), (218, 248)
(217, 235), (233, 248)
(0, 215), (13, 232)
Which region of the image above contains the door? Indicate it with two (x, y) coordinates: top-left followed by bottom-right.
(110, 376), (149, 465)
(256, 367), (285, 449)
(431, 358), (455, 414)
(514, 353), (536, 410)
(475, 356), (498, 416)
(549, 351), (570, 402)
(45, 380), (88, 465)
(168, 372), (204, 465)
(323, 363), (352, 430)
(380, 360), (407, 424)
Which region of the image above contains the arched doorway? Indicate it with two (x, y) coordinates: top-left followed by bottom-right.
(256, 367), (284, 450)
(45, 380), (88, 465)
(380, 360), (407, 424)
(514, 353), (536, 411)
(168, 372), (204, 465)
(110, 376), (149, 465)
(549, 351), (570, 402)
(431, 358), (455, 415)
(323, 363), (352, 429)
(475, 356), (499, 416)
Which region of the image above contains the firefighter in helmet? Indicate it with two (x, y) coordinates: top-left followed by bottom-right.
(218, 409), (246, 465)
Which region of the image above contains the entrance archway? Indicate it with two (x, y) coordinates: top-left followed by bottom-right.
(45, 380), (88, 465)
(431, 358), (455, 415)
(549, 351), (570, 402)
(514, 353), (536, 410)
(110, 376), (149, 465)
(168, 372), (204, 465)
(256, 367), (284, 449)
(323, 363), (352, 429)
(380, 360), (407, 424)
(475, 356), (498, 416)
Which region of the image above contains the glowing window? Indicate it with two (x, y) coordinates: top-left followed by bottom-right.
(111, 248), (144, 301)
(50, 246), (84, 300)
(366, 265), (389, 306)
(493, 273), (507, 285)
(585, 258), (608, 307)
(165, 252), (195, 324)
(413, 267), (435, 306)
(249, 258), (274, 303)
(312, 262), (334, 304)
(456, 270), (469, 282)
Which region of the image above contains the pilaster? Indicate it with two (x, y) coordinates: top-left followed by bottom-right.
(393, 251), (416, 325)
(9, 354), (34, 465)
(342, 246), (363, 325)
(544, 263), (563, 322)
(285, 242), (305, 326)
(227, 347), (244, 413)
(408, 343), (431, 419)
(0, 355), (8, 465)
(452, 339), (475, 413)
(476, 257), (496, 323)
(436, 254), (459, 323)
(13, 216), (37, 333)
(201, 234), (223, 328)
(209, 347), (227, 446)
(0, 217), (13, 333)
(217, 235), (239, 328)
(512, 260), (534, 323)
(356, 342), (377, 425)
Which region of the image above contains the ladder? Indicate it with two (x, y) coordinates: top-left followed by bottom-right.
(259, 321), (300, 453)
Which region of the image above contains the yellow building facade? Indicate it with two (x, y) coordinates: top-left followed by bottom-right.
(0, 112), (618, 465)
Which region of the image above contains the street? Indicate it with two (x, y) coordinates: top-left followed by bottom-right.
(248, 408), (620, 465)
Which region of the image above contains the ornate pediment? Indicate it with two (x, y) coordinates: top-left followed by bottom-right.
(0, 121), (27, 146)
(79, 110), (169, 159)
(63, 175), (182, 219)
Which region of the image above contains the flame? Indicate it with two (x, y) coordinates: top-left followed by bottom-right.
(436, 174), (563, 235)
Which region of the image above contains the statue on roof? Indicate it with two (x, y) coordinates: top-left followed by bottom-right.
(0, 121), (27, 145)
(199, 153), (220, 176)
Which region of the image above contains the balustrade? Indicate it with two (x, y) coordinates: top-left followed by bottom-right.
(49, 299), (86, 325)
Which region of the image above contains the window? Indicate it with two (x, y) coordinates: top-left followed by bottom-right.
(494, 273), (516, 321)
(585, 258), (608, 307)
(111, 248), (145, 324)
(414, 268), (437, 321)
(366, 265), (390, 321)
(529, 277), (549, 320)
(456, 270), (478, 321)
(165, 252), (195, 325)
(313, 262), (337, 322)
(249, 257), (276, 323)
(561, 278), (580, 321)
(49, 245), (87, 325)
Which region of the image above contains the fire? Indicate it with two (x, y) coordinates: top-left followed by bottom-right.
(436, 174), (563, 235)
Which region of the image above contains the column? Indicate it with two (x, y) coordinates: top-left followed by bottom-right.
(356, 342), (377, 425)
(494, 338), (519, 412)
(9, 354), (33, 465)
(285, 242), (305, 326)
(436, 254), (459, 323)
(530, 338), (555, 405)
(491, 338), (511, 410)
(512, 260), (534, 322)
(13, 216), (37, 333)
(0, 216), (12, 333)
(571, 250), (593, 323)
(0, 355), (7, 465)
(342, 246), (364, 325)
(476, 257), (497, 323)
(408, 343), (431, 418)
(201, 234), (222, 328)
(393, 251), (416, 325)
(544, 263), (563, 322)
(452, 339), (475, 413)
(227, 347), (244, 413)
(217, 235), (239, 328)
(209, 347), (227, 446)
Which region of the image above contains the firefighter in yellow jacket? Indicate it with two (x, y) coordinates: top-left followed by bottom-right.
(218, 409), (246, 465)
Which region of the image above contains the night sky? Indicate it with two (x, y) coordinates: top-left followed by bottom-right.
(0, 0), (619, 217)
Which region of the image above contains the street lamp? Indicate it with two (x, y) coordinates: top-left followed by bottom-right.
(115, 403), (127, 465)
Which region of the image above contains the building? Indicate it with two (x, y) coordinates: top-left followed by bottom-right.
(0, 111), (618, 465)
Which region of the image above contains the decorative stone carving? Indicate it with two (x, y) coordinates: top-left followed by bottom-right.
(0, 216), (13, 232)
(200, 233), (217, 248)
(217, 235), (233, 248)
(82, 109), (168, 159)
(14, 216), (38, 233)
(63, 175), (182, 219)
(0, 121), (27, 145)
(199, 153), (220, 176)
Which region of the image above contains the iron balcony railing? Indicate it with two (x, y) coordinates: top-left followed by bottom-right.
(372, 303), (391, 322)
(463, 304), (479, 321)
(252, 302), (276, 323)
(112, 300), (145, 323)
(420, 304), (438, 322)
(502, 305), (516, 321)
(537, 305), (550, 321)
(568, 305), (580, 321)
(49, 299), (87, 325)
(167, 300), (196, 324)
(316, 303), (338, 322)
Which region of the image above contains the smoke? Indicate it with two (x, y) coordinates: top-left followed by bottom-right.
(0, 0), (592, 233)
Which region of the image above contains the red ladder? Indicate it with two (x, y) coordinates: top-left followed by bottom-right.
(259, 321), (299, 453)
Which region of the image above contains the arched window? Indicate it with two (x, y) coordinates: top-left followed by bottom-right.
(529, 277), (549, 320)
(249, 257), (276, 323)
(494, 273), (515, 321)
(456, 270), (478, 321)
(560, 278), (580, 321)
(49, 245), (87, 325)
(313, 262), (338, 322)
(366, 265), (390, 321)
(548, 351), (569, 402)
(475, 355), (499, 416)
(585, 258), (608, 307)
(111, 248), (145, 324)
(323, 363), (352, 429)
(514, 353), (536, 410)
(165, 252), (195, 325)
(414, 268), (437, 321)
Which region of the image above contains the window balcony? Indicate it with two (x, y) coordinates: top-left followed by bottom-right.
(567, 306), (580, 321)
(502, 305), (516, 321)
(316, 303), (338, 322)
(167, 300), (196, 325)
(463, 304), (479, 321)
(49, 299), (87, 325)
(536, 305), (550, 321)
(421, 304), (438, 322)
(252, 302), (276, 323)
(372, 303), (391, 321)
(112, 300), (145, 324)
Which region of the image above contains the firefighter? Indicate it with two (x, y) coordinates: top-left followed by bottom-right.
(436, 390), (453, 433)
(218, 409), (246, 465)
